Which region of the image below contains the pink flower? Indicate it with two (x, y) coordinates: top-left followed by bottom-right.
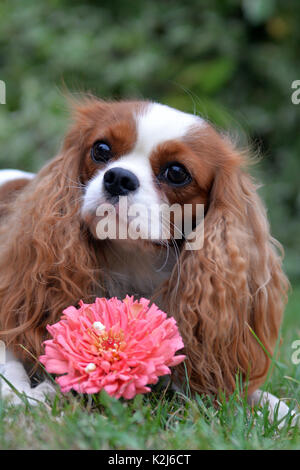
(39, 296), (185, 399)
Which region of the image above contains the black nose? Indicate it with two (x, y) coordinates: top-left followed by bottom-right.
(103, 167), (140, 197)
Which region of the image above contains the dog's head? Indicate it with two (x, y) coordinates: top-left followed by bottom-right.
(66, 99), (237, 250)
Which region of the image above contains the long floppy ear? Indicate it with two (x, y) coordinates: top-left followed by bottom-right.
(165, 141), (289, 397)
(0, 127), (101, 367)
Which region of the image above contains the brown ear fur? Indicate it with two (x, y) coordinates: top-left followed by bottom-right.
(164, 143), (289, 397)
(0, 135), (101, 368)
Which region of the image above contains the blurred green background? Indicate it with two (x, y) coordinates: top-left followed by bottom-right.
(0, 0), (299, 280)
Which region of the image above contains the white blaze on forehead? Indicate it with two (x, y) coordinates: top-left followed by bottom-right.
(134, 102), (204, 156)
(105, 102), (203, 181)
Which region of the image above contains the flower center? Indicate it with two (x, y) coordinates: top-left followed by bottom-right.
(88, 324), (126, 362)
(97, 330), (125, 358)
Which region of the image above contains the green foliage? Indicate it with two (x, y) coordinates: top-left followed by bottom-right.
(0, 375), (299, 450)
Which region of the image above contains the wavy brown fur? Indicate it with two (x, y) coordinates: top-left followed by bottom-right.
(0, 99), (289, 397)
(0, 147), (102, 368)
(163, 144), (289, 396)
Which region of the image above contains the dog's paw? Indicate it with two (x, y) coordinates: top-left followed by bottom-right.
(249, 390), (299, 429)
(30, 380), (57, 403)
(1, 356), (57, 406)
(1, 380), (57, 406)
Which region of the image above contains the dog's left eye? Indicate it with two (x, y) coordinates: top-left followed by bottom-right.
(91, 141), (112, 163)
(159, 163), (192, 187)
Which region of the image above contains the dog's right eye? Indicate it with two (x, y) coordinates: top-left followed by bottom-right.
(158, 162), (192, 187)
(91, 141), (112, 163)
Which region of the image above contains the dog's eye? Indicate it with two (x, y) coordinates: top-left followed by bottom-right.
(91, 141), (112, 163)
(160, 163), (192, 187)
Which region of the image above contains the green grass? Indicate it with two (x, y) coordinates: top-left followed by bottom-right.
(0, 285), (299, 450)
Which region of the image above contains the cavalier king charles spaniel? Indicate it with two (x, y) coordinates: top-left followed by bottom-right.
(0, 97), (294, 423)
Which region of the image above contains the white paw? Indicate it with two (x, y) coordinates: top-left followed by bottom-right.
(0, 353), (57, 406)
(1, 379), (57, 406)
(249, 390), (299, 429)
(30, 380), (57, 402)
(1, 387), (29, 406)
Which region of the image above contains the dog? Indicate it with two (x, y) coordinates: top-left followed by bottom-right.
(0, 97), (295, 424)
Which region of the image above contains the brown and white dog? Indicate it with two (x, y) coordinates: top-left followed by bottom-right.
(0, 98), (294, 423)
